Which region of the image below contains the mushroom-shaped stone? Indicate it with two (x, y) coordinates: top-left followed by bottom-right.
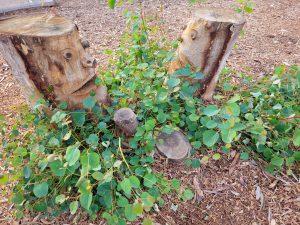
(113, 108), (138, 136)
(156, 131), (191, 160)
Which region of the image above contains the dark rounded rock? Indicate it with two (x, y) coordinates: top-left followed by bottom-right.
(113, 108), (138, 136)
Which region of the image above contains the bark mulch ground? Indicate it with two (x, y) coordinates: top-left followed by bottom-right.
(0, 0), (299, 224)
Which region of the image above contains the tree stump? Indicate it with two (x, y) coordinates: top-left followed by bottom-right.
(156, 131), (191, 161)
(114, 108), (138, 137)
(0, 13), (108, 109)
(169, 8), (246, 100)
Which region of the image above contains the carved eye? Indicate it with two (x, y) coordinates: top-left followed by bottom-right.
(64, 52), (72, 60)
(191, 29), (198, 40)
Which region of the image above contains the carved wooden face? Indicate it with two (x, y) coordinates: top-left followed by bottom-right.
(44, 31), (96, 96)
(177, 19), (215, 70)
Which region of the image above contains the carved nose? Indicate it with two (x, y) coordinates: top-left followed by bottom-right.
(92, 59), (97, 67)
(82, 58), (96, 68)
(177, 34), (183, 42)
(81, 39), (90, 49)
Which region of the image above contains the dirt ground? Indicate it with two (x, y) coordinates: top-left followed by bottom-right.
(0, 0), (299, 224)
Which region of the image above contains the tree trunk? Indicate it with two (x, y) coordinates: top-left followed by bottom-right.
(169, 8), (246, 100)
(0, 13), (109, 109)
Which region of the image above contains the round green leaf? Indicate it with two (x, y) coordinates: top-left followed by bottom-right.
(142, 218), (154, 225)
(192, 141), (202, 149)
(167, 77), (181, 88)
(124, 204), (137, 221)
(132, 202), (143, 215)
(182, 189), (194, 201)
(23, 165), (32, 179)
(33, 182), (48, 198)
(71, 110), (86, 127)
(83, 96), (96, 109)
(144, 119), (156, 131)
(69, 201), (78, 215)
(221, 129), (237, 144)
(293, 128), (300, 147)
(48, 137), (60, 147)
(129, 175), (140, 189)
(271, 156), (284, 167)
(143, 174), (157, 188)
(240, 152), (249, 160)
(92, 171), (103, 181)
(97, 122), (107, 130)
(141, 192), (155, 209)
(203, 105), (219, 116)
(157, 112), (167, 123)
(81, 151), (101, 171)
(171, 179), (181, 190)
(224, 103), (240, 117)
(117, 196), (129, 207)
(108, 0), (116, 9)
(205, 120), (218, 129)
(86, 134), (99, 147)
(55, 194), (66, 204)
(212, 153), (221, 160)
(79, 192), (92, 210)
(203, 130), (219, 147)
(65, 143), (80, 166)
(157, 90), (168, 102)
(49, 160), (66, 177)
(188, 113), (199, 122)
(191, 159), (201, 168)
(120, 178), (132, 196)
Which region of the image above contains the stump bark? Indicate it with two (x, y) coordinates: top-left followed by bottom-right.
(169, 8), (246, 100)
(0, 13), (108, 109)
(156, 131), (191, 161)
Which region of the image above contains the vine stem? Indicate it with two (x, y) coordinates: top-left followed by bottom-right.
(118, 138), (132, 173)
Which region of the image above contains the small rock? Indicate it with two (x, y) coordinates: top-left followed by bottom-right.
(155, 131), (191, 160)
(113, 108), (138, 136)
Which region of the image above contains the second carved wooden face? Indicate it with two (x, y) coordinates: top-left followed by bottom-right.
(177, 18), (217, 71)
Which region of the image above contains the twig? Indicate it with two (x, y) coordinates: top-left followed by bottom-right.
(229, 152), (240, 174)
(203, 187), (229, 194)
(0, 75), (7, 83)
(279, 115), (300, 122)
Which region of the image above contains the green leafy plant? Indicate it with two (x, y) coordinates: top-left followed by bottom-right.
(1, 8), (299, 225)
(234, 0), (255, 14)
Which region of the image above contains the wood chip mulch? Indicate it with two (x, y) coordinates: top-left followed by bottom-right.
(0, 0), (299, 224)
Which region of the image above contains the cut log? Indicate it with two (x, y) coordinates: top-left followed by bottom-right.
(0, 13), (108, 109)
(169, 8), (246, 100)
(156, 131), (191, 161)
(114, 108), (138, 137)
(0, 0), (57, 14)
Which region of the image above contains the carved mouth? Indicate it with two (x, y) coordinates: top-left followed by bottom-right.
(71, 76), (96, 96)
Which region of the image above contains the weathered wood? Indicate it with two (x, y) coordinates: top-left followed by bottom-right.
(156, 131), (191, 161)
(114, 108), (138, 137)
(0, 0), (57, 14)
(0, 13), (108, 109)
(169, 8), (245, 100)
